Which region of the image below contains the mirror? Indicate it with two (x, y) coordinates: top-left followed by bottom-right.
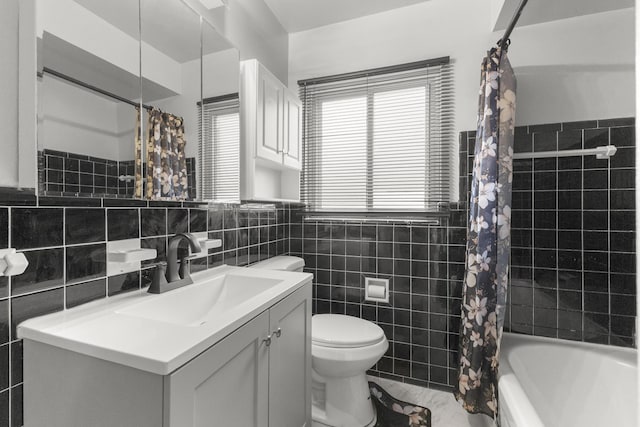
(37, 0), (141, 197)
(36, 0), (239, 201)
(199, 19), (241, 202)
(140, 0), (201, 201)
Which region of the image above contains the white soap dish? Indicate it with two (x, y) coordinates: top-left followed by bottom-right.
(108, 248), (157, 263)
(198, 239), (222, 250)
(191, 232), (222, 254)
(0, 248), (29, 277)
(107, 239), (158, 276)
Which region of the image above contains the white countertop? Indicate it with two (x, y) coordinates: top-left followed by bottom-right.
(17, 265), (312, 375)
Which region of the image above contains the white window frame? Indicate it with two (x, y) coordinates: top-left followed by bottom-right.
(197, 94), (240, 203)
(299, 58), (454, 215)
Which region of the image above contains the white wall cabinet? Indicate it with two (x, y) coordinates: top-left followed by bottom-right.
(241, 59), (301, 202)
(282, 89), (302, 170)
(255, 67), (284, 165)
(23, 284), (312, 427)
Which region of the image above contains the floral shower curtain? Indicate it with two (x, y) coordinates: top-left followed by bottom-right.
(145, 108), (189, 201)
(454, 47), (516, 418)
(134, 107), (143, 199)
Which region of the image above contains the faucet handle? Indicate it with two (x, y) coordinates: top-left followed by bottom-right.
(148, 263), (168, 294)
(178, 256), (191, 280)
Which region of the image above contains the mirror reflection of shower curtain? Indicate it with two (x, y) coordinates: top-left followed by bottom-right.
(134, 107), (144, 199)
(138, 108), (189, 201)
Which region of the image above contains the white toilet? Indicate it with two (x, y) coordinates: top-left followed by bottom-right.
(251, 256), (389, 427)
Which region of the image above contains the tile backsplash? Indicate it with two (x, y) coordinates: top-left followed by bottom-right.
(39, 149), (123, 196)
(0, 198), (290, 427)
(38, 150), (197, 199)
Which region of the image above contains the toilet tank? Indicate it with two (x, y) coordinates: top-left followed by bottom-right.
(250, 256), (305, 272)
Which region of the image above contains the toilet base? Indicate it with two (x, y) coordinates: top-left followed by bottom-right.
(311, 370), (376, 427)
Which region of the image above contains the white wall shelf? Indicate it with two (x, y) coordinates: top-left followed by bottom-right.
(107, 239), (157, 276)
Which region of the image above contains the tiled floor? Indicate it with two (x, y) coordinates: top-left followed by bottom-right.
(369, 376), (494, 427)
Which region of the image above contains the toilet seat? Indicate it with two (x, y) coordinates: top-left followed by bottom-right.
(312, 314), (385, 348)
(312, 337), (389, 367)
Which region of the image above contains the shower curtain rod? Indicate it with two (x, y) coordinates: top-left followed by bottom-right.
(39, 67), (153, 110)
(512, 145), (618, 160)
(497, 0), (529, 50)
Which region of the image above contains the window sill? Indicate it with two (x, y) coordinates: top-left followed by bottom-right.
(302, 211), (450, 225)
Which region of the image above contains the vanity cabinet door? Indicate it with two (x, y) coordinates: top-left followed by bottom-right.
(268, 285), (312, 427)
(165, 311), (271, 427)
(282, 90), (302, 170)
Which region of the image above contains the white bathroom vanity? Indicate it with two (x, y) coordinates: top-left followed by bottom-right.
(18, 265), (312, 427)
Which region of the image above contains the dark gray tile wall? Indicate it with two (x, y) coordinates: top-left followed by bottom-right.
(290, 209), (467, 390)
(294, 116), (636, 392)
(38, 150), (197, 199)
(39, 150), (121, 196)
(461, 117), (636, 347)
(0, 200), (290, 427)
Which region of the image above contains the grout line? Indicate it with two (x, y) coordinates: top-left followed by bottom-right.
(607, 127), (613, 344)
(6, 207), (11, 427)
(580, 130), (587, 341)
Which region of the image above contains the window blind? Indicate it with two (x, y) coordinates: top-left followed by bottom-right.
(197, 94), (240, 202)
(298, 58), (454, 213)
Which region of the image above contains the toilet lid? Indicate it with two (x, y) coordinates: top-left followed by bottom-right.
(312, 314), (385, 348)
(250, 256), (305, 271)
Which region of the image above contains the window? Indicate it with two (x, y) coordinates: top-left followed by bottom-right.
(299, 58), (454, 213)
(198, 94), (240, 202)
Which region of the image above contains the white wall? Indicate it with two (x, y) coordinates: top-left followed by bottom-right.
(508, 9), (634, 124)
(289, 0), (493, 136)
(289, 0), (635, 136)
(37, 0), (140, 81)
(0, 0), (19, 187)
(116, 103), (136, 162)
(39, 76), (122, 160)
(154, 48), (240, 159)
(203, 48), (240, 99)
(203, 0), (289, 82)
(39, 0), (183, 98)
(153, 58), (201, 160)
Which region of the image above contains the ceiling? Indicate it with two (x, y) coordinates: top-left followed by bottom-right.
(72, 0), (636, 59)
(262, 0), (635, 34)
(74, 0), (232, 63)
(262, 0), (433, 33)
(494, 0), (635, 30)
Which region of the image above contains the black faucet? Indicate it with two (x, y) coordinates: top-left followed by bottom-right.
(148, 233), (202, 294)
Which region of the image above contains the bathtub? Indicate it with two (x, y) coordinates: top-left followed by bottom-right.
(498, 332), (637, 427)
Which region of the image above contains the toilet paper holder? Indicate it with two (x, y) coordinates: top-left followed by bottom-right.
(364, 277), (389, 303)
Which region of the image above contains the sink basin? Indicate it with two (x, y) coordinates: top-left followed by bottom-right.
(17, 265), (312, 374)
(116, 272), (283, 327)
